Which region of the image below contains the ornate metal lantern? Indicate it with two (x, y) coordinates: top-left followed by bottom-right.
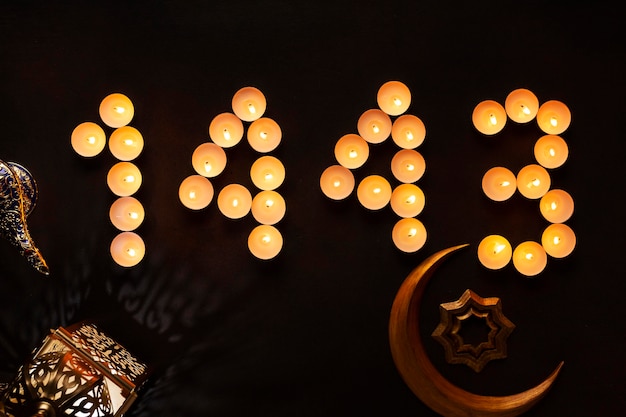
(0, 322), (149, 417)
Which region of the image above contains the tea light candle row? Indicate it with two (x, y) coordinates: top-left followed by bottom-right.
(320, 81), (428, 253)
(482, 164), (554, 202)
(472, 89), (571, 136)
(478, 227), (576, 276)
(70, 93), (147, 268)
(475, 90), (575, 276)
(178, 87), (285, 260)
(103, 94), (146, 268)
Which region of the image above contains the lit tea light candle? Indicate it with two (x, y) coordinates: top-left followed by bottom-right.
(536, 100), (571, 135)
(482, 166), (517, 202)
(208, 112), (244, 148)
(109, 196), (145, 231)
(179, 175), (214, 210)
(390, 149), (425, 183)
(71, 122), (106, 157)
(251, 190), (286, 225)
(377, 81), (411, 116)
(247, 117), (282, 153)
(534, 134), (568, 169)
(477, 235), (512, 270)
(357, 175), (392, 211)
(110, 231), (145, 267)
(107, 161), (142, 197)
(512, 241), (547, 276)
(232, 86), (266, 122)
(108, 126), (144, 161)
(250, 156), (285, 191)
(320, 165), (355, 200)
(248, 224), (283, 260)
(504, 88), (539, 123)
(516, 164), (551, 199)
(391, 114), (426, 149)
(472, 100), (507, 135)
(99, 93), (134, 128)
(217, 183), (252, 219)
(357, 109), (392, 144)
(539, 189), (574, 223)
(192, 142), (227, 178)
(541, 223), (576, 258)
(392, 217), (427, 253)
(334, 133), (369, 169)
(390, 183), (425, 218)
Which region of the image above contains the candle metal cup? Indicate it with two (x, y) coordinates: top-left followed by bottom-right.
(192, 142), (227, 177)
(482, 167), (517, 202)
(109, 196), (145, 231)
(232, 86), (266, 122)
(542, 223), (576, 258)
(179, 175), (214, 210)
(391, 149), (425, 183)
(217, 183), (252, 219)
(357, 175), (392, 211)
(209, 112), (244, 148)
(251, 190), (286, 225)
(534, 134), (568, 169)
(99, 93), (134, 128)
(512, 241), (547, 277)
(357, 109), (392, 144)
(472, 100), (507, 135)
(248, 224), (283, 260)
(107, 161), (142, 197)
(377, 81), (411, 116)
(334, 133), (369, 169)
(320, 164), (355, 200)
(110, 231), (145, 267)
(539, 189), (574, 223)
(516, 164), (551, 199)
(71, 122), (107, 157)
(247, 117), (282, 153)
(536, 100), (571, 135)
(392, 217), (427, 253)
(250, 156), (285, 191)
(391, 114), (426, 149)
(390, 183), (425, 218)
(505, 88), (539, 123)
(477, 235), (512, 270)
(109, 126), (144, 161)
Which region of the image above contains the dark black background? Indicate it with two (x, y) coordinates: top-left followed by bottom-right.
(1, 1), (624, 416)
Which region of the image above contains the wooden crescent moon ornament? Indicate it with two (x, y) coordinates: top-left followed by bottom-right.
(389, 244), (564, 417)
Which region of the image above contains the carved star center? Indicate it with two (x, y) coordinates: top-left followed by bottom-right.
(431, 289), (515, 372)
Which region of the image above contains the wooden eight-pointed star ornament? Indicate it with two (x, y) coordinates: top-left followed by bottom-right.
(432, 289), (515, 372)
